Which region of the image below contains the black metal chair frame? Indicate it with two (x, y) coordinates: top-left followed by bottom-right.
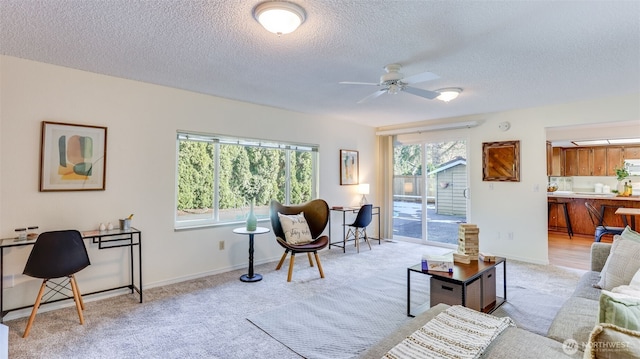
(548, 200), (573, 238)
(585, 202), (626, 242)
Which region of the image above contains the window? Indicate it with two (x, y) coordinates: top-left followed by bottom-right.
(175, 132), (318, 229)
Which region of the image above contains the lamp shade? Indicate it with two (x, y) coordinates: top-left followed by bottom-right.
(254, 1), (306, 35)
(358, 183), (370, 195)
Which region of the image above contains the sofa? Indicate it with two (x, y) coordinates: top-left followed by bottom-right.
(360, 240), (640, 358)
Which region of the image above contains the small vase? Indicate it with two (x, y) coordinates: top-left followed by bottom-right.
(246, 199), (257, 231)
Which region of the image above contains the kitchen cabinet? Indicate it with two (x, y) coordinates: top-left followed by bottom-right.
(592, 147), (607, 176)
(546, 142), (552, 176)
(606, 147), (624, 175)
(545, 143), (564, 176)
(555, 145), (639, 177)
(564, 148), (579, 176)
(547, 196), (640, 236)
(625, 146), (640, 159)
(577, 148), (592, 176)
(552, 147), (563, 176)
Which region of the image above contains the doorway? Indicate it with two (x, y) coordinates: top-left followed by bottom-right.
(392, 139), (468, 248)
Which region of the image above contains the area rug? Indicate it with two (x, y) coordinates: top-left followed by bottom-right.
(247, 267), (430, 359)
(491, 262), (585, 336)
(248, 261), (584, 359)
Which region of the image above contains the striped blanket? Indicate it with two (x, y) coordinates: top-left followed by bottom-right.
(382, 305), (515, 359)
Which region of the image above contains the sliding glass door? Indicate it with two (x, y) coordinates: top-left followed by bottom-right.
(392, 138), (468, 247)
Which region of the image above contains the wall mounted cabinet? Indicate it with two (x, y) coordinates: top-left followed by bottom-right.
(625, 146), (640, 159)
(552, 144), (640, 177)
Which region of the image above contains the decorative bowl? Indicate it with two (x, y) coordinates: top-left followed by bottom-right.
(547, 183), (558, 192)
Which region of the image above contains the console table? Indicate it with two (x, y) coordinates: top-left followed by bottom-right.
(329, 206), (381, 252)
(407, 257), (506, 317)
(0, 228), (142, 321)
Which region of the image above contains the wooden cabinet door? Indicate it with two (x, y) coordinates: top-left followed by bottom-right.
(564, 148), (578, 176)
(546, 142), (552, 176)
(606, 147), (624, 175)
(592, 147), (606, 176)
(624, 146), (640, 159)
(577, 148), (592, 176)
(552, 147), (563, 176)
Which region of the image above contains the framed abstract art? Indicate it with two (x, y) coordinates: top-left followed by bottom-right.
(40, 121), (107, 191)
(340, 149), (359, 185)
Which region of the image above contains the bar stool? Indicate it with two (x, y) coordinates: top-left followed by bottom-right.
(600, 205), (628, 228)
(585, 202), (625, 242)
(548, 199), (573, 238)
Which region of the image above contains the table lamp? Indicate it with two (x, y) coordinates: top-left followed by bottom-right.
(358, 183), (370, 206)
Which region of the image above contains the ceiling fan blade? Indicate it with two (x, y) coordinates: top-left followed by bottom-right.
(403, 86), (440, 100)
(339, 81), (380, 86)
(402, 71), (440, 85)
(357, 89), (386, 104)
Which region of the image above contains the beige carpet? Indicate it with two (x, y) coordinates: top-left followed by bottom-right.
(4, 240), (584, 359)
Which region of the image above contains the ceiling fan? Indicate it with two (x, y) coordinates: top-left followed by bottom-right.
(339, 63), (442, 104)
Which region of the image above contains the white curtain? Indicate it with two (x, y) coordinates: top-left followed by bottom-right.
(377, 135), (394, 239)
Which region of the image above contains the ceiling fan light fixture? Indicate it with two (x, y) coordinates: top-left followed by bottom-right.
(253, 1), (306, 36)
(436, 88), (462, 102)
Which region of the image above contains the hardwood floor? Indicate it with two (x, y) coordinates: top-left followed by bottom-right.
(548, 230), (612, 270)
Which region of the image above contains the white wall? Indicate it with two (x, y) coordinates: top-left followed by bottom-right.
(0, 56), (376, 316)
(2, 55), (638, 317)
(389, 94), (639, 264)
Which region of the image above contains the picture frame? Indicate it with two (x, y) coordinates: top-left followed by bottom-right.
(40, 121), (108, 191)
(340, 149), (359, 185)
(482, 140), (520, 182)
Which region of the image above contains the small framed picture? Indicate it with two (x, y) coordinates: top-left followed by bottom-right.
(40, 121), (107, 191)
(482, 140), (520, 182)
(340, 149), (359, 185)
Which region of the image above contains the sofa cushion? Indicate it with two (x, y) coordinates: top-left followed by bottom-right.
(584, 323), (640, 359)
(599, 290), (640, 330)
(277, 212), (312, 244)
(548, 296), (599, 347)
(597, 227), (640, 291)
(574, 271), (604, 301)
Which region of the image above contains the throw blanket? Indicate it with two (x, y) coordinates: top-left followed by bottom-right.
(382, 306), (515, 359)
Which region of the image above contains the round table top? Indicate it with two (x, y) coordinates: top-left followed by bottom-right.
(233, 226), (270, 235)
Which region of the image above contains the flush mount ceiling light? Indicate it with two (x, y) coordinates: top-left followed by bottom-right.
(253, 1), (306, 36)
(436, 88), (463, 102)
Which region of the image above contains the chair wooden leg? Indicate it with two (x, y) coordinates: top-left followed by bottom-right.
(307, 252), (314, 267)
(363, 229), (372, 250)
(69, 275), (85, 325)
(276, 250), (289, 270)
(314, 252), (325, 279)
(70, 275), (85, 310)
(355, 230), (360, 253)
(23, 280), (47, 338)
(287, 253), (296, 282)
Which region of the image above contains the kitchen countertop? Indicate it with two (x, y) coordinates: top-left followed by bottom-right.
(548, 191), (640, 201)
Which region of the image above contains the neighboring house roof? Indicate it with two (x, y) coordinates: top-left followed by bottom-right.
(428, 157), (467, 175)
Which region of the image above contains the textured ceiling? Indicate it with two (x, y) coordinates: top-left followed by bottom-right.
(1, 0), (639, 128)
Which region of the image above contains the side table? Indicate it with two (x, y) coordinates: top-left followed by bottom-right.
(233, 227), (270, 282)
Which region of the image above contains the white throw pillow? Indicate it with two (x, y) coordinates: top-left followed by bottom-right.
(597, 227), (640, 291)
(278, 212), (313, 245)
(612, 269), (640, 298)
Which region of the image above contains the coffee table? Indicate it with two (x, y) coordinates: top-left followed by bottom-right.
(407, 257), (506, 317)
